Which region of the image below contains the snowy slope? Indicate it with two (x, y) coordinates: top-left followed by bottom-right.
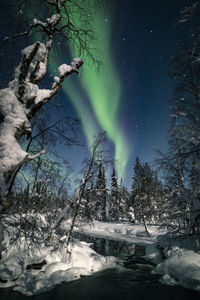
(73, 220), (162, 245)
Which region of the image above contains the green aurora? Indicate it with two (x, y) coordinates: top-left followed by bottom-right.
(59, 2), (131, 181)
(26, 0), (131, 181)
(48, 56), (99, 147)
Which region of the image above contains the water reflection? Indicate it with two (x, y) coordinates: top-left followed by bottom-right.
(73, 233), (145, 258)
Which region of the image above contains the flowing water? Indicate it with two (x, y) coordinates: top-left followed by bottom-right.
(0, 234), (199, 300)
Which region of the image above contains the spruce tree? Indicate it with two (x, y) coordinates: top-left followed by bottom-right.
(130, 157), (163, 225)
(110, 167), (120, 221)
(95, 163), (107, 221)
(129, 156), (143, 222)
(118, 179), (129, 221)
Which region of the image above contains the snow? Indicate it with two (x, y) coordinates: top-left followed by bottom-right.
(0, 88), (30, 198)
(0, 42), (48, 202)
(69, 240), (116, 271)
(33, 18), (47, 27)
(72, 57), (83, 65)
(0, 253), (25, 281)
(33, 14), (60, 29)
(76, 221), (200, 292)
(143, 233), (200, 292)
(1, 215), (200, 295)
(44, 261), (70, 277)
(35, 89), (52, 104)
(0, 218), (159, 296)
(57, 58), (83, 78)
(154, 249), (200, 291)
(35, 61), (47, 79)
(73, 220), (161, 246)
(0, 40), (84, 206)
(0, 218), (117, 296)
(46, 14), (60, 25)
(58, 64), (72, 77)
(0, 237), (116, 295)
(19, 43), (47, 81)
(53, 205), (72, 228)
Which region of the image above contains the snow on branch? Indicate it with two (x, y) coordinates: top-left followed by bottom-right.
(0, 39), (83, 207)
(28, 57), (83, 118)
(3, 11), (61, 43)
(0, 0), (84, 208)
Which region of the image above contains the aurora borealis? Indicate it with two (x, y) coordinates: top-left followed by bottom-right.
(0, 0), (193, 187)
(58, 1), (131, 182)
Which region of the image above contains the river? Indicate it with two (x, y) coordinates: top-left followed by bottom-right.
(0, 234), (199, 300)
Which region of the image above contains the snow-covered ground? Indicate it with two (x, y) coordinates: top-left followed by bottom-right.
(1, 218), (200, 295)
(0, 230), (116, 296)
(74, 221), (200, 293)
(0, 219), (160, 296)
(73, 220), (162, 245)
(154, 248), (200, 291)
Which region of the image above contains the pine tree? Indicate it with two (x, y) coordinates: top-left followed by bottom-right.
(110, 167), (120, 221)
(94, 163), (107, 221)
(130, 157), (163, 225)
(129, 157), (143, 222)
(79, 183), (94, 222)
(111, 168), (118, 191)
(118, 179), (130, 221)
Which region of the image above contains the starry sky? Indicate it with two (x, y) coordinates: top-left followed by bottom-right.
(0, 0), (194, 189)
(54, 0), (192, 188)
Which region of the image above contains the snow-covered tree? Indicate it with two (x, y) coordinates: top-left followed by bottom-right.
(129, 157), (143, 222)
(156, 32), (200, 235)
(118, 179), (130, 221)
(0, 0), (102, 210)
(94, 163), (107, 221)
(65, 132), (107, 246)
(109, 167), (120, 221)
(78, 184), (94, 222)
(130, 157), (163, 225)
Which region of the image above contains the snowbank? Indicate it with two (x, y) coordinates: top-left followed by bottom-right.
(2, 217), (200, 295)
(142, 232), (200, 292)
(154, 249), (200, 292)
(0, 215), (117, 296)
(83, 221), (200, 293)
(0, 238), (116, 296)
(73, 221), (162, 246)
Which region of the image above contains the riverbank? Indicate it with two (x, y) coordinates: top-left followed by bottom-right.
(0, 217), (118, 296)
(0, 220), (161, 296)
(0, 236), (116, 296)
(0, 219), (200, 296)
(73, 221), (200, 293)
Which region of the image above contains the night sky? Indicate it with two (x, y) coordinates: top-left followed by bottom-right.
(56, 0), (192, 188)
(0, 0), (194, 189)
